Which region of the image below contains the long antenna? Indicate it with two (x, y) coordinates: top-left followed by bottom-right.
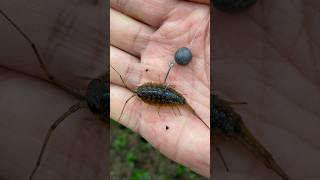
(111, 65), (129, 89)
(215, 143), (229, 172)
(0, 9), (84, 99)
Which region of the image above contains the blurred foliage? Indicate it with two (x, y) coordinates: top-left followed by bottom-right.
(110, 119), (208, 180)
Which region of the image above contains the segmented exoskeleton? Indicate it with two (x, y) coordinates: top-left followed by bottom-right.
(111, 66), (210, 129)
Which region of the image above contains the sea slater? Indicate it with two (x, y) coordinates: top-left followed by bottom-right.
(136, 82), (185, 105)
(212, 95), (241, 137)
(86, 77), (109, 119)
(212, 0), (257, 13)
(111, 66), (209, 129)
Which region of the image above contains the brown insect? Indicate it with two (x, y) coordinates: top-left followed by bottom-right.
(0, 9), (108, 180)
(212, 94), (291, 180)
(111, 66), (209, 129)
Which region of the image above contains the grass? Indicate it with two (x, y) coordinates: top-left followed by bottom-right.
(110, 120), (208, 180)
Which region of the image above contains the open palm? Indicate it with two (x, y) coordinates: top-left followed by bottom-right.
(213, 0), (320, 179)
(110, 0), (210, 177)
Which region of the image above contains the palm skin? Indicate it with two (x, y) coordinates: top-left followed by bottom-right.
(0, 1), (107, 179)
(212, 0), (320, 179)
(110, 0), (210, 177)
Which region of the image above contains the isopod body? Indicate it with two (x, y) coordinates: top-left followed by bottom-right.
(136, 82), (185, 105)
(111, 65), (209, 129)
(212, 95), (241, 136)
(86, 77), (109, 117)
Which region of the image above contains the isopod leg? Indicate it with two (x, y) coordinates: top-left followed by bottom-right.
(28, 101), (85, 180)
(225, 101), (247, 105)
(176, 106), (182, 116)
(185, 104), (210, 129)
(157, 106), (161, 118)
(119, 94), (136, 121)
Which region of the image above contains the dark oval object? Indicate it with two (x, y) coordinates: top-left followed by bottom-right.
(212, 0), (257, 13)
(175, 47), (192, 65)
(86, 78), (109, 115)
(136, 82), (185, 105)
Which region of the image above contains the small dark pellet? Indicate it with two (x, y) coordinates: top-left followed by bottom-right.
(212, 0), (257, 13)
(165, 126), (169, 130)
(175, 47), (192, 65)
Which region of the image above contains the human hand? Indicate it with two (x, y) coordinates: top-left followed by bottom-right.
(213, 0), (320, 179)
(110, 0), (210, 177)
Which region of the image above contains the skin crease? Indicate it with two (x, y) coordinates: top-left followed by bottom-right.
(110, 0), (210, 178)
(213, 0), (320, 180)
(0, 1), (107, 179)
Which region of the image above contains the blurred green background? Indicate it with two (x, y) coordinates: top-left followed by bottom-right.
(110, 120), (208, 180)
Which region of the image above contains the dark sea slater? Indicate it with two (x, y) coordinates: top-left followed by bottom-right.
(86, 76), (109, 118)
(212, 0), (257, 13)
(136, 82), (185, 105)
(111, 66), (209, 129)
(212, 95), (291, 180)
(212, 95), (241, 137)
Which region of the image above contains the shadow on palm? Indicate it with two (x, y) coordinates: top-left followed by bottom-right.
(212, 1), (320, 179)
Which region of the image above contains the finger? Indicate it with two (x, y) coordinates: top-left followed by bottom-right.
(110, 9), (154, 57)
(111, 0), (177, 27)
(110, 46), (163, 89)
(110, 84), (141, 131)
(110, 46), (142, 89)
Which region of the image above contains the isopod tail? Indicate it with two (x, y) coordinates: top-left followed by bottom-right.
(236, 122), (291, 180)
